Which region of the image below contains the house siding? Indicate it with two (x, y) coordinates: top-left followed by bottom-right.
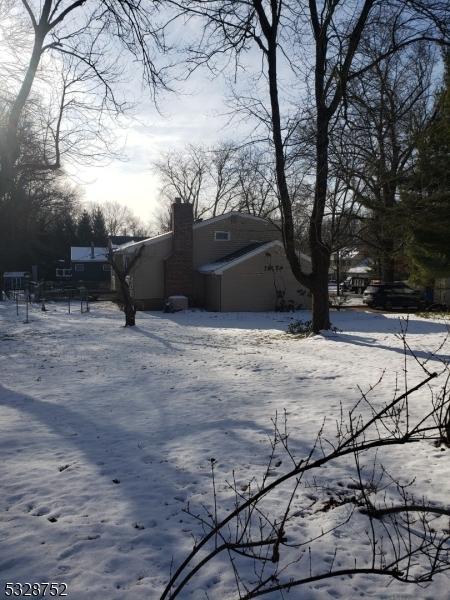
(127, 238), (172, 306)
(115, 213), (311, 311)
(193, 215), (281, 268)
(205, 274), (221, 311)
(71, 262), (110, 285)
(219, 245), (311, 312)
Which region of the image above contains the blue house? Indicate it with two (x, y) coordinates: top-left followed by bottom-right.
(69, 246), (110, 288)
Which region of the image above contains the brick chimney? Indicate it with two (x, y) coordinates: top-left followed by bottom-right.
(164, 198), (194, 300)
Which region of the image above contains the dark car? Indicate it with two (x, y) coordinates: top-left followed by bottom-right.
(363, 282), (424, 310)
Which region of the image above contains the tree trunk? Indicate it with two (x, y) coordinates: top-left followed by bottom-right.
(118, 277), (136, 326)
(311, 268), (331, 333)
(1, 28), (47, 196)
(310, 236), (331, 332)
(108, 246), (143, 327)
(124, 301), (136, 327)
(381, 244), (395, 283)
(263, 29), (312, 301)
(380, 187), (396, 282)
(309, 100), (332, 332)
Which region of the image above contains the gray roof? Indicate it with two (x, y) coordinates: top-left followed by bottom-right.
(199, 241), (284, 274)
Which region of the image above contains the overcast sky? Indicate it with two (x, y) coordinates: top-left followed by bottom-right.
(71, 70), (236, 225)
(1, 1), (304, 228)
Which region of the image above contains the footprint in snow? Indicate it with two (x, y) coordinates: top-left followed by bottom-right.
(33, 507), (50, 516)
(57, 565), (71, 573)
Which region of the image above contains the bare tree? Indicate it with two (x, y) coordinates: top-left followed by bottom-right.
(154, 142), (279, 222)
(90, 201), (149, 237)
(164, 0), (449, 332)
(0, 0), (167, 195)
(108, 243), (144, 327)
(0, 91), (82, 272)
(154, 144), (209, 218)
(233, 145), (279, 219)
(331, 39), (437, 282)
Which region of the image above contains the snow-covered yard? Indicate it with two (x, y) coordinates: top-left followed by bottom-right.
(0, 301), (449, 600)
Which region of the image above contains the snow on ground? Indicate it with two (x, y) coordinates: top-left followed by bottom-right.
(0, 300), (449, 600)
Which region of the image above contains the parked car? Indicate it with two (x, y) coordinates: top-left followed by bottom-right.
(363, 282), (425, 310)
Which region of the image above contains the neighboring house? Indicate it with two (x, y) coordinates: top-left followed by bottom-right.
(2, 271), (30, 292)
(53, 238), (146, 287)
(345, 261), (373, 293)
(329, 249), (370, 280)
(113, 199), (311, 311)
(69, 245), (110, 288)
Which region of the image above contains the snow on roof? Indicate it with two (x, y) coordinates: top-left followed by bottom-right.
(3, 271), (29, 278)
(71, 247), (108, 262)
(117, 212), (272, 253)
(348, 264), (372, 275)
(117, 231), (172, 253)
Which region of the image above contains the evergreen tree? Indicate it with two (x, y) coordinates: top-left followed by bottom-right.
(77, 210), (93, 246)
(46, 212), (79, 260)
(405, 54), (450, 283)
(91, 207), (108, 245)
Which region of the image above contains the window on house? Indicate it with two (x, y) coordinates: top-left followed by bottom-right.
(74, 264), (84, 272)
(56, 268), (72, 278)
(214, 231), (230, 241)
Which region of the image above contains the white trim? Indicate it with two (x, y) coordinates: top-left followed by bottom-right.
(194, 211), (269, 229)
(199, 241), (311, 275)
(4, 271), (29, 278)
(214, 230), (231, 241)
(56, 268), (72, 278)
(117, 231), (172, 254)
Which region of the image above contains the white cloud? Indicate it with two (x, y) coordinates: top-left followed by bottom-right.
(73, 68), (243, 223)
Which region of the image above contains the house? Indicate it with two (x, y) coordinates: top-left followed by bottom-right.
(344, 260), (373, 293)
(69, 245), (110, 288)
(113, 199), (311, 311)
(2, 271), (31, 292)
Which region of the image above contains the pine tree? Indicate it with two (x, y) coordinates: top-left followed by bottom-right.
(91, 207), (108, 245)
(77, 210), (93, 246)
(405, 54), (450, 283)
